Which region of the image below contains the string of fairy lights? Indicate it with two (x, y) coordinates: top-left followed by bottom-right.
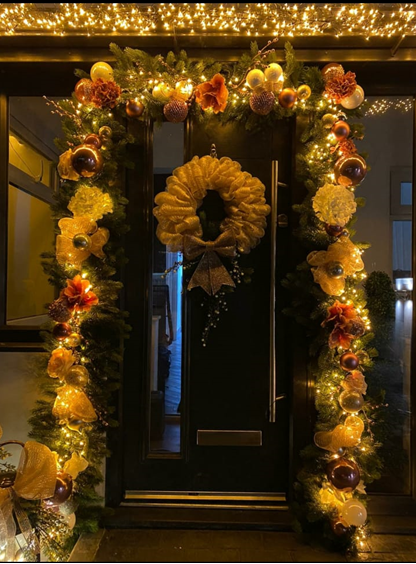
(1, 3), (416, 38)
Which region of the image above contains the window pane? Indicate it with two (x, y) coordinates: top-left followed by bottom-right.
(358, 96), (413, 493)
(7, 186), (55, 324)
(401, 181), (412, 206)
(150, 123), (184, 454)
(7, 96), (61, 326)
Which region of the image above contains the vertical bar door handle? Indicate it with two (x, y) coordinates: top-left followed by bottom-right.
(269, 161), (278, 423)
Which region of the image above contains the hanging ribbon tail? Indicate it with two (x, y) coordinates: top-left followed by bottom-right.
(187, 250), (236, 295)
(0, 489), (17, 563)
(11, 490), (40, 557)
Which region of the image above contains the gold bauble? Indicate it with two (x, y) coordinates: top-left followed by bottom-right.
(297, 84), (312, 100)
(90, 61), (113, 82)
(98, 126), (112, 139)
(322, 113), (338, 129)
(74, 79), (93, 105)
(126, 99), (145, 118)
(264, 63), (283, 83)
(65, 365), (89, 388)
(246, 69), (265, 89)
(65, 332), (83, 348)
(175, 80), (193, 101)
(152, 83), (172, 103)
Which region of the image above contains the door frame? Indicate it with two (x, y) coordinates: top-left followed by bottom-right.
(0, 39), (416, 529)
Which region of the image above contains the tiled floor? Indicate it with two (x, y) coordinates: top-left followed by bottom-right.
(90, 530), (416, 563)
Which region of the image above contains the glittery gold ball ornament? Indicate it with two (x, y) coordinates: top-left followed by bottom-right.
(84, 133), (102, 149)
(65, 365), (89, 388)
(74, 79), (93, 105)
(297, 84), (312, 100)
(71, 145), (103, 178)
(65, 332), (83, 348)
(246, 69), (265, 89)
(72, 233), (92, 250)
(90, 61), (113, 82)
(98, 126), (112, 139)
(163, 99), (189, 123)
(278, 88), (297, 109)
(264, 63), (283, 83)
(321, 63), (344, 82)
(322, 113), (338, 129)
(126, 99), (144, 118)
(249, 90), (275, 115)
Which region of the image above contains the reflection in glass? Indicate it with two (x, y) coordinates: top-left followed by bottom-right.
(358, 96), (413, 493)
(7, 97), (61, 326)
(150, 123), (184, 454)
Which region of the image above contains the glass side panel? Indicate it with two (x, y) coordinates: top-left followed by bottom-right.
(357, 96), (413, 493)
(149, 122), (184, 454)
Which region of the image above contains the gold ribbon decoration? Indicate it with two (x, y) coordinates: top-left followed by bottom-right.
(0, 440), (57, 560)
(184, 231), (236, 296)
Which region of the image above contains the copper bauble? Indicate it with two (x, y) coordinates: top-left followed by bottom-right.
(340, 351), (360, 371)
(126, 99), (145, 118)
(334, 154), (367, 187)
(84, 133), (102, 149)
(331, 518), (349, 536)
(65, 365), (89, 388)
(249, 90), (275, 115)
(278, 88), (297, 109)
(65, 332), (83, 348)
(325, 224), (344, 238)
(74, 78), (93, 105)
(297, 84), (312, 100)
(321, 63), (344, 82)
(163, 99), (188, 123)
(47, 472), (73, 505)
(326, 458), (360, 492)
(52, 323), (72, 340)
(332, 120), (350, 141)
(71, 144), (103, 178)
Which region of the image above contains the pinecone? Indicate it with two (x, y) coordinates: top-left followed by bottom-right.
(48, 299), (71, 322)
(338, 138), (357, 156)
(163, 100), (188, 123)
(346, 317), (366, 337)
(90, 78), (121, 109)
(249, 90), (275, 115)
(325, 71), (357, 103)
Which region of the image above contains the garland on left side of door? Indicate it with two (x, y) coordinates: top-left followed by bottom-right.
(0, 41), (384, 561)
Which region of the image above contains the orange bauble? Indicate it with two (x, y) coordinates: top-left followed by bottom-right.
(74, 79), (93, 105)
(278, 88), (297, 109)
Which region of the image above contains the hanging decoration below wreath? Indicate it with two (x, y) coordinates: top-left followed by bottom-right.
(153, 152), (270, 335)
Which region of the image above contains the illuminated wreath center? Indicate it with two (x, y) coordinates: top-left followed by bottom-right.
(153, 155), (271, 255)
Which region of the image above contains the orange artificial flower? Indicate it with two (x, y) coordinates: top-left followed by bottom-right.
(195, 74), (228, 114)
(322, 300), (366, 349)
(48, 348), (75, 379)
(61, 275), (98, 313)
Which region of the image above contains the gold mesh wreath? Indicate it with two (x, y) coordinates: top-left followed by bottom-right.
(153, 155), (271, 254)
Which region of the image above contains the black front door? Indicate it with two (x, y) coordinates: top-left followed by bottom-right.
(121, 116), (294, 502)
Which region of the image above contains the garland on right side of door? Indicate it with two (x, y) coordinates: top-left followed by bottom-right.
(282, 63), (383, 551)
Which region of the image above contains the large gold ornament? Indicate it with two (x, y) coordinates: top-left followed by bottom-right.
(52, 385), (97, 424)
(153, 155), (270, 255)
(307, 236), (364, 295)
(56, 216), (110, 269)
(68, 186), (113, 221)
(313, 183), (356, 227)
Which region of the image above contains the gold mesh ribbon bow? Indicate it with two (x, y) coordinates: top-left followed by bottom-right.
(184, 231), (236, 295)
(0, 440), (57, 560)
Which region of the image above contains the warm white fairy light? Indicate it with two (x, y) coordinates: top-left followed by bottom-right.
(365, 97), (413, 116)
(1, 4), (416, 38)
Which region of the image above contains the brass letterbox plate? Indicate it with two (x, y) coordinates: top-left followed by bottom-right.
(197, 430), (262, 447)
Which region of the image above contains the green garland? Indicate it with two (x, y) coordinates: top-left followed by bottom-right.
(0, 41), (382, 561)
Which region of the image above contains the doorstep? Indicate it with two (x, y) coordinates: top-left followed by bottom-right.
(68, 529), (105, 563)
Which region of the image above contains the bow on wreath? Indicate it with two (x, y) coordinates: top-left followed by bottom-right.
(184, 231), (237, 295)
(0, 441), (57, 561)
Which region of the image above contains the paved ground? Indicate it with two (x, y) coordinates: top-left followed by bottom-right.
(73, 530), (416, 563)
